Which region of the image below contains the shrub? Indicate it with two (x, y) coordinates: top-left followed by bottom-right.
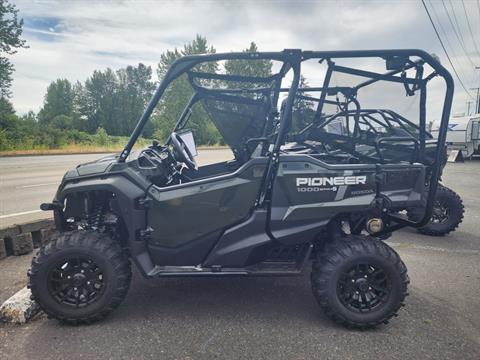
(51, 115), (74, 130)
(0, 129), (13, 150)
(65, 129), (94, 144)
(95, 127), (110, 146)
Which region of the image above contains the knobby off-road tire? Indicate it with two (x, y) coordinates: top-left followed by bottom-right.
(409, 185), (464, 237)
(28, 230), (131, 325)
(311, 235), (409, 329)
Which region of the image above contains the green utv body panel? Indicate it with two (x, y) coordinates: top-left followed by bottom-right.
(270, 155), (426, 244)
(74, 155), (118, 176)
(145, 158), (268, 265)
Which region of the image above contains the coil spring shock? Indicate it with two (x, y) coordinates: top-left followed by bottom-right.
(88, 195), (106, 230)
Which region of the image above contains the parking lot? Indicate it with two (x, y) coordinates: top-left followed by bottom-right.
(0, 159), (479, 360)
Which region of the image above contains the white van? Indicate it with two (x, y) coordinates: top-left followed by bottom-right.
(431, 114), (480, 158)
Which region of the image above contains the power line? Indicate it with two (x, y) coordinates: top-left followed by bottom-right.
(441, 0), (477, 69)
(428, 1), (475, 88)
(422, 0), (475, 99)
(447, 0), (467, 51)
(461, 0), (480, 58)
(429, 0), (474, 83)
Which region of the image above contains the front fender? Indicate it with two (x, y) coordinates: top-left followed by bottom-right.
(54, 174), (155, 276)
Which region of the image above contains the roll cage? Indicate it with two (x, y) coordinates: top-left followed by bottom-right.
(118, 49), (454, 235)
(291, 107), (434, 164)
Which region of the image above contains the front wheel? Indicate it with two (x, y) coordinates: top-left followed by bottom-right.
(311, 235), (409, 329)
(28, 230), (131, 325)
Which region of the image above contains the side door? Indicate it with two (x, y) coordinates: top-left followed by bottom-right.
(145, 158), (267, 266)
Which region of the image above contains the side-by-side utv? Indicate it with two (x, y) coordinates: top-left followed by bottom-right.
(29, 49), (454, 329)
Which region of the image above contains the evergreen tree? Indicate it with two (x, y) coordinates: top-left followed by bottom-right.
(224, 42), (272, 78)
(76, 69), (118, 134)
(291, 76), (315, 132)
(0, 95), (14, 116)
(74, 64), (154, 136)
(154, 35), (220, 144)
(38, 79), (75, 126)
(116, 63), (155, 136)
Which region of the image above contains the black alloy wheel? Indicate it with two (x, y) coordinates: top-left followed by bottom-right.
(337, 263), (390, 313)
(47, 257), (105, 308)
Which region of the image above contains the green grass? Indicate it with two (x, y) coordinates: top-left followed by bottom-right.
(0, 142), (227, 156)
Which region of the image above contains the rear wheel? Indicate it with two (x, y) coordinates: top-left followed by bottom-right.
(408, 185), (464, 236)
(311, 235), (409, 329)
(28, 230), (131, 325)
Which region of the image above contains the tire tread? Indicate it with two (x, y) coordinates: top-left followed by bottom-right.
(412, 185), (464, 236)
(311, 235), (409, 329)
(28, 230), (131, 325)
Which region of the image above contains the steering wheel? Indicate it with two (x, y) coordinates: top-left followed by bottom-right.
(170, 132), (198, 170)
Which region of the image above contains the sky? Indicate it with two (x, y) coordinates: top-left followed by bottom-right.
(7, 0), (480, 118)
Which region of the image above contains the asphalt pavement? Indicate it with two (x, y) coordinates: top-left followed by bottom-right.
(0, 156), (479, 360)
(0, 149), (233, 228)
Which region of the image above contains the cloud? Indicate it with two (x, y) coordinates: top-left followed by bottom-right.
(9, 0), (480, 117)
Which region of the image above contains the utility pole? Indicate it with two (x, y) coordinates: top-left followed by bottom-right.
(472, 67), (480, 114)
(476, 87), (480, 114)
(471, 87), (480, 114)
(466, 101), (473, 116)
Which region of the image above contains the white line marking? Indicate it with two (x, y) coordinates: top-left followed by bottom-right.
(18, 182), (58, 189)
(0, 210), (44, 219)
(389, 242), (479, 255)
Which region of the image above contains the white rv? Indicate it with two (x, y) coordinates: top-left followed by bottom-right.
(431, 114), (480, 158)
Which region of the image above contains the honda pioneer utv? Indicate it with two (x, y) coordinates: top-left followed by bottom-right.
(29, 49), (454, 329)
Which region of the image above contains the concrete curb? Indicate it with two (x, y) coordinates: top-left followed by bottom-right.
(0, 286), (40, 324)
(0, 219), (57, 324)
(0, 219), (58, 262)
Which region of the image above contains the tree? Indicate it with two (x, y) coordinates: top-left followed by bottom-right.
(0, 61), (154, 150)
(38, 79), (75, 125)
(291, 76), (315, 132)
(74, 64), (155, 136)
(224, 42), (272, 79)
(0, 97), (36, 150)
(0, 95), (14, 116)
(75, 69), (118, 134)
(0, 96), (16, 149)
(157, 48), (182, 80)
(116, 63), (155, 136)
(153, 39), (276, 145)
(0, 0), (27, 97)
(154, 35), (220, 144)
